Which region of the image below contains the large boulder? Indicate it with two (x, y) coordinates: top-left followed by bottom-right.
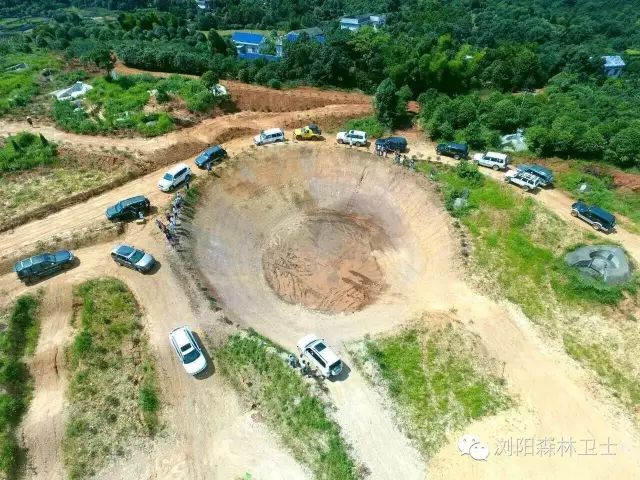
(564, 245), (631, 285)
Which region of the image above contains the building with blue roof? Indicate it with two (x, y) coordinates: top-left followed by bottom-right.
(231, 32), (267, 55)
(340, 14), (386, 32)
(602, 55), (626, 78)
(275, 27), (325, 56)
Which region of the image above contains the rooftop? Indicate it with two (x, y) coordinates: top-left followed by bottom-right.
(231, 31), (266, 45)
(602, 55), (625, 67)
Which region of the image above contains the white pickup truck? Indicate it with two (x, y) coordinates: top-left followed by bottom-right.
(472, 151), (509, 170)
(504, 170), (540, 192)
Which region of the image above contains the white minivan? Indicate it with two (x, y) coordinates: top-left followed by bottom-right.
(158, 163), (192, 192)
(254, 128), (285, 146)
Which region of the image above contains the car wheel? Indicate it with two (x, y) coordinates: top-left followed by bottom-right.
(454, 154), (460, 160)
(338, 139), (343, 144)
(571, 210), (578, 217)
(473, 160), (479, 165)
(593, 223), (602, 231)
(492, 165), (499, 171)
(523, 185), (530, 192)
(296, 135), (302, 141)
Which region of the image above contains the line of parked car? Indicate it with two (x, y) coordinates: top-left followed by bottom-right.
(436, 141), (616, 232)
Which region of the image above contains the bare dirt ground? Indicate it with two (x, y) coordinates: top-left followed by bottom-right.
(2, 87), (640, 479)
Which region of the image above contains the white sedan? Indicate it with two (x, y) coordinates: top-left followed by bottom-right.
(169, 326), (207, 375)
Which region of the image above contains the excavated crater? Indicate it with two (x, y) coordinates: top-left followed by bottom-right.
(192, 144), (454, 334)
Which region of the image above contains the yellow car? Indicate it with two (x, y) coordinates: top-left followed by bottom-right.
(294, 124), (322, 141)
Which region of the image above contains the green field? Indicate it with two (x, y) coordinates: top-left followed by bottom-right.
(0, 51), (61, 115)
(64, 278), (159, 480)
(351, 325), (511, 456)
(0, 294), (41, 478)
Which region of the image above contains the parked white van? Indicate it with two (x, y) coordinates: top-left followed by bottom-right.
(472, 151), (509, 170)
(297, 334), (343, 378)
(254, 128), (285, 146)
(158, 163), (192, 192)
(336, 129), (368, 146)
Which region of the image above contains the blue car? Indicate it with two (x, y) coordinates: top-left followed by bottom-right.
(14, 250), (75, 283)
(571, 202), (616, 233)
(194, 145), (227, 169)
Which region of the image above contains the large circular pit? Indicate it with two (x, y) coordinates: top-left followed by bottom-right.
(193, 144), (455, 338)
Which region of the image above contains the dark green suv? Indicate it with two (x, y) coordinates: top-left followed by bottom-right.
(14, 250), (75, 283)
(105, 195), (150, 221)
(436, 142), (469, 159)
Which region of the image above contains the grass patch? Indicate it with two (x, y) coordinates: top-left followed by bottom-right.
(0, 294), (41, 478)
(0, 131), (57, 172)
(0, 50), (61, 116)
(563, 334), (640, 410)
(53, 73), (225, 137)
(0, 166), (115, 225)
(352, 325), (511, 456)
(64, 278), (159, 480)
(216, 331), (358, 480)
(344, 116), (387, 138)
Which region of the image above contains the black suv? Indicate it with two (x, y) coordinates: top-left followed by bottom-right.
(436, 142), (469, 159)
(375, 136), (408, 152)
(571, 202), (616, 232)
(194, 145), (227, 168)
(105, 195), (150, 221)
(14, 250), (75, 283)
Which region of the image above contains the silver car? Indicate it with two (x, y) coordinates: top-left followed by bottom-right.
(110, 244), (155, 273)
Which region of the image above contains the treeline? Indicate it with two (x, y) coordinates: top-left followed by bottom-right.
(418, 74), (640, 167)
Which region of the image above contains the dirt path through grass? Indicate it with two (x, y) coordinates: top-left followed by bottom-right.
(18, 284), (72, 480)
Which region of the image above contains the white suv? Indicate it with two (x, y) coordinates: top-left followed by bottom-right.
(169, 326), (207, 375)
(472, 151), (509, 170)
(336, 130), (368, 146)
(254, 128), (285, 146)
(297, 334), (343, 378)
(504, 170), (540, 192)
(158, 163), (192, 192)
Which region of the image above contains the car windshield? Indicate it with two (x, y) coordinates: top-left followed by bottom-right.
(163, 173), (173, 181)
(129, 250), (145, 263)
(329, 360), (343, 374)
(113, 203), (123, 213)
(183, 349), (200, 364)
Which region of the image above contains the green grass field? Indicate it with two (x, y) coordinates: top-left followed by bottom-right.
(0, 51), (60, 116)
(351, 325), (511, 456)
(0, 294), (41, 477)
(64, 278), (159, 480)
(217, 331), (359, 480)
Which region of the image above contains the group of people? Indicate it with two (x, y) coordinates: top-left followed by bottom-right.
(155, 192), (184, 246)
(375, 143), (415, 170)
(288, 353), (313, 377)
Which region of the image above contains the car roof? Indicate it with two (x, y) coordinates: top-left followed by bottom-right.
(297, 334), (320, 351)
(202, 145), (222, 155)
(166, 163), (189, 175)
(314, 341), (341, 365)
(120, 195), (147, 206)
(521, 164), (552, 175)
(170, 326), (193, 348)
(440, 142), (467, 149)
(112, 244), (135, 256)
(262, 128), (283, 135)
(590, 206), (615, 223)
(487, 151), (507, 160)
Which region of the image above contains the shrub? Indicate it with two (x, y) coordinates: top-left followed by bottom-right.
(0, 132), (57, 172)
(345, 116), (386, 138)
